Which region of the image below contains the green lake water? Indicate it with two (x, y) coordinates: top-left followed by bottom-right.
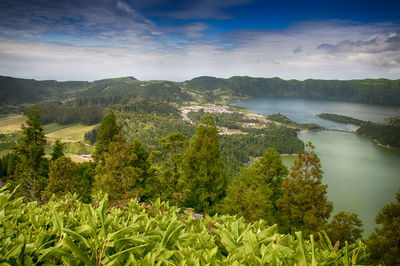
(234, 98), (400, 235)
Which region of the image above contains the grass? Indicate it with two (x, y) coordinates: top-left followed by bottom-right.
(0, 115), (26, 133)
(281, 154), (297, 169)
(43, 123), (74, 134)
(45, 123), (99, 143)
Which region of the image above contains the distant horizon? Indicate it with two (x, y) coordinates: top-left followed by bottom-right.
(1, 74), (400, 83)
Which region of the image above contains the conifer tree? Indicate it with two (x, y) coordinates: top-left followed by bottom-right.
(153, 132), (187, 201)
(42, 156), (79, 201)
(51, 139), (64, 161)
(277, 142), (333, 235)
(224, 147), (288, 223)
(93, 110), (121, 164)
(93, 139), (153, 204)
(179, 115), (226, 214)
(366, 188), (400, 265)
(13, 105), (48, 201)
(325, 211), (363, 246)
(16, 106), (47, 168)
(42, 157), (94, 203)
(251, 148), (288, 212)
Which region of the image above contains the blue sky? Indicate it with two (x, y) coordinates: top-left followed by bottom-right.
(0, 0), (399, 81)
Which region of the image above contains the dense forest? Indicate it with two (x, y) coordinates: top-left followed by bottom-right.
(1, 75), (400, 108)
(316, 113), (400, 149)
(316, 113), (366, 126)
(357, 123), (400, 149)
(185, 76), (400, 106)
(0, 106), (399, 264)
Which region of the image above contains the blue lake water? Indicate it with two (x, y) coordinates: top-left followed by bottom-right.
(233, 98), (400, 235)
(234, 97), (400, 131)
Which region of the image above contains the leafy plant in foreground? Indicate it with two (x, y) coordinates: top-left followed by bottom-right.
(0, 186), (368, 265)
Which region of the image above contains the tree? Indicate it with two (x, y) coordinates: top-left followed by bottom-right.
(153, 132), (187, 202)
(51, 139), (64, 161)
(325, 211), (363, 246)
(366, 188), (400, 265)
(251, 148), (288, 212)
(42, 157), (94, 203)
(16, 106), (47, 168)
(93, 110), (122, 164)
(179, 115), (226, 214)
(41, 156), (79, 202)
(13, 106), (48, 202)
(93, 139), (153, 204)
(277, 142), (333, 235)
(223, 148), (288, 223)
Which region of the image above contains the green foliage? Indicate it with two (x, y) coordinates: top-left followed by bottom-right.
(317, 113), (366, 126)
(220, 126), (304, 176)
(93, 111), (122, 164)
(84, 126), (99, 145)
(15, 106), (46, 168)
(50, 139), (64, 161)
(268, 113), (323, 130)
(180, 115), (227, 214)
(366, 188), (400, 265)
(0, 75), (87, 105)
(0, 152), (18, 180)
(12, 106), (49, 202)
(324, 211), (363, 246)
(37, 100), (106, 125)
(0, 187), (368, 264)
(152, 133), (187, 202)
(278, 142), (333, 235)
(357, 122), (400, 149)
(224, 148), (288, 223)
(186, 76), (400, 106)
(116, 110), (195, 150)
(93, 139), (154, 204)
(64, 142), (95, 155)
(42, 156), (80, 202)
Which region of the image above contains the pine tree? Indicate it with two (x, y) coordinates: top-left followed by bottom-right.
(223, 147), (288, 223)
(93, 139), (153, 204)
(251, 148), (288, 213)
(277, 142), (333, 235)
(366, 188), (400, 265)
(42, 157), (94, 203)
(13, 105), (48, 202)
(325, 211), (363, 246)
(179, 115), (226, 214)
(16, 106), (47, 168)
(93, 111), (122, 164)
(51, 139), (64, 161)
(41, 156), (79, 202)
(153, 132), (187, 201)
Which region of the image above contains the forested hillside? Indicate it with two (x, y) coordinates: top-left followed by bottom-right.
(0, 76), (87, 105)
(186, 76), (400, 106)
(1, 75), (400, 108)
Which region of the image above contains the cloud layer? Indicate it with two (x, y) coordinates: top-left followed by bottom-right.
(0, 0), (399, 81)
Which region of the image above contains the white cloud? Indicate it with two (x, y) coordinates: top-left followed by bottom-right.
(0, 21), (399, 81)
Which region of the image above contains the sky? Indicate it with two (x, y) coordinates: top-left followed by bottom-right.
(0, 0), (399, 81)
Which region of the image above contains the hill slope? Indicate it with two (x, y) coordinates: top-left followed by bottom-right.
(1, 75), (399, 106)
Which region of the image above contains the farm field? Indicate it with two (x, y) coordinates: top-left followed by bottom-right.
(0, 114), (26, 133)
(45, 123), (99, 143)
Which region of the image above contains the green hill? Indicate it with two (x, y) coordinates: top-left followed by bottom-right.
(1, 75), (399, 107)
(185, 76), (400, 106)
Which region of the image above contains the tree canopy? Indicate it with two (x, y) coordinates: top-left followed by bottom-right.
(179, 115), (227, 214)
(278, 143), (333, 235)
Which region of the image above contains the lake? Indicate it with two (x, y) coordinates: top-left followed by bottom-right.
(234, 98), (400, 235)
